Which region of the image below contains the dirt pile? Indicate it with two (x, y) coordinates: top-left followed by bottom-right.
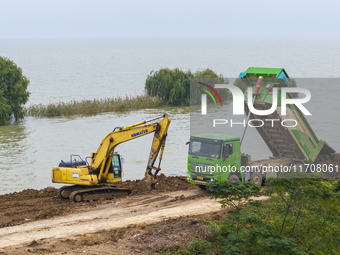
(0, 186), (91, 228)
(117, 174), (194, 194)
(0, 175), (196, 229)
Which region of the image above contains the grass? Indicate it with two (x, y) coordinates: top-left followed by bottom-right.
(25, 95), (164, 117)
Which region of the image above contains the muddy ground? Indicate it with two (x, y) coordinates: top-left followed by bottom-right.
(0, 210), (231, 255)
(0, 187), (229, 254)
(0, 174), (194, 229)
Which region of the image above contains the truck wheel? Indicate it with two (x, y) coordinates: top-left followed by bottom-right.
(251, 172), (262, 186)
(197, 185), (206, 190)
(228, 174), (240, 182)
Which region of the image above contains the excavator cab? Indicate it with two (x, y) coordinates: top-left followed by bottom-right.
(106, 153), (124, 182)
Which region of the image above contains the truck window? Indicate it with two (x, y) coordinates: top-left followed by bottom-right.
(190, 141), (201, 153)
(223, 143), (233, 157)
(189, 141), (221, 159)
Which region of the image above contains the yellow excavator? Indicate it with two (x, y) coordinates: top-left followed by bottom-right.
(52, 114), (171, 202)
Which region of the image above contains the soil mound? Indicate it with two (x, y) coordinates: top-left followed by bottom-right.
(117, 174), (194, 194)
(0, 175), (196, 228)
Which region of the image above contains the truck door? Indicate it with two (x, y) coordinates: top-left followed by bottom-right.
(222, 143), (233, 158)
(222, 142), (236, 174)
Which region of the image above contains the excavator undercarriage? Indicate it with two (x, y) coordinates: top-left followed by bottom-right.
(57, 185), (131, 202)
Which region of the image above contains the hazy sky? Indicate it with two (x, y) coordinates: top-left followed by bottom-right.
(1, 0), (339, 39)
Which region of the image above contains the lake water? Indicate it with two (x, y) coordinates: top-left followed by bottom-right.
(0, 38), (339, 194)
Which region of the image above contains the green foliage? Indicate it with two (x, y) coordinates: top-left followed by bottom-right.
(176, 179), (340, 255)
(206, 180), (261, 210)
(145, 68), (227, 106)
(263, 178), (340, 253)
(0, 56), (30, 125)
(145, 68), (192, 106)
(188, 240), (212, 254)
(25, 95), (163, 117)
(0, 90), (11, 124)
(233, 77), (248, 92)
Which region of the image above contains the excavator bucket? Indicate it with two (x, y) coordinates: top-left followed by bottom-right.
(135, 172), (158, 192)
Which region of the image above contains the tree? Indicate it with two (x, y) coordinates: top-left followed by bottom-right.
(263, 178), (340, 253)
(206, 180), (261, 211)
(145, 68), (193, 106)
(0, 57), (30, 125)
(145, 68), (228, 106)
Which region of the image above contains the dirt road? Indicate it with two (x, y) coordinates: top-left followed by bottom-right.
(0, 175), (225, 254)
(0, 189), (221, 248)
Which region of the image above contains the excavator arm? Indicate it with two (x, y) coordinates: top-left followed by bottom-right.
(89, 114), (171, 183)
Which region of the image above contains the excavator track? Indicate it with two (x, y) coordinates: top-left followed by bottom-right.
(58, 185), (131, 202)
(57, 185), (88, 199)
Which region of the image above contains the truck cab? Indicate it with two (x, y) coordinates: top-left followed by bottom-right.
(187, 134), (251, 185)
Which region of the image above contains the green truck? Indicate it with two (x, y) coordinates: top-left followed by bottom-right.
(187, 67), (334, 186)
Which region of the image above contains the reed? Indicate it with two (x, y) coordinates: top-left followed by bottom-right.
(25, 95), (164, 117)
